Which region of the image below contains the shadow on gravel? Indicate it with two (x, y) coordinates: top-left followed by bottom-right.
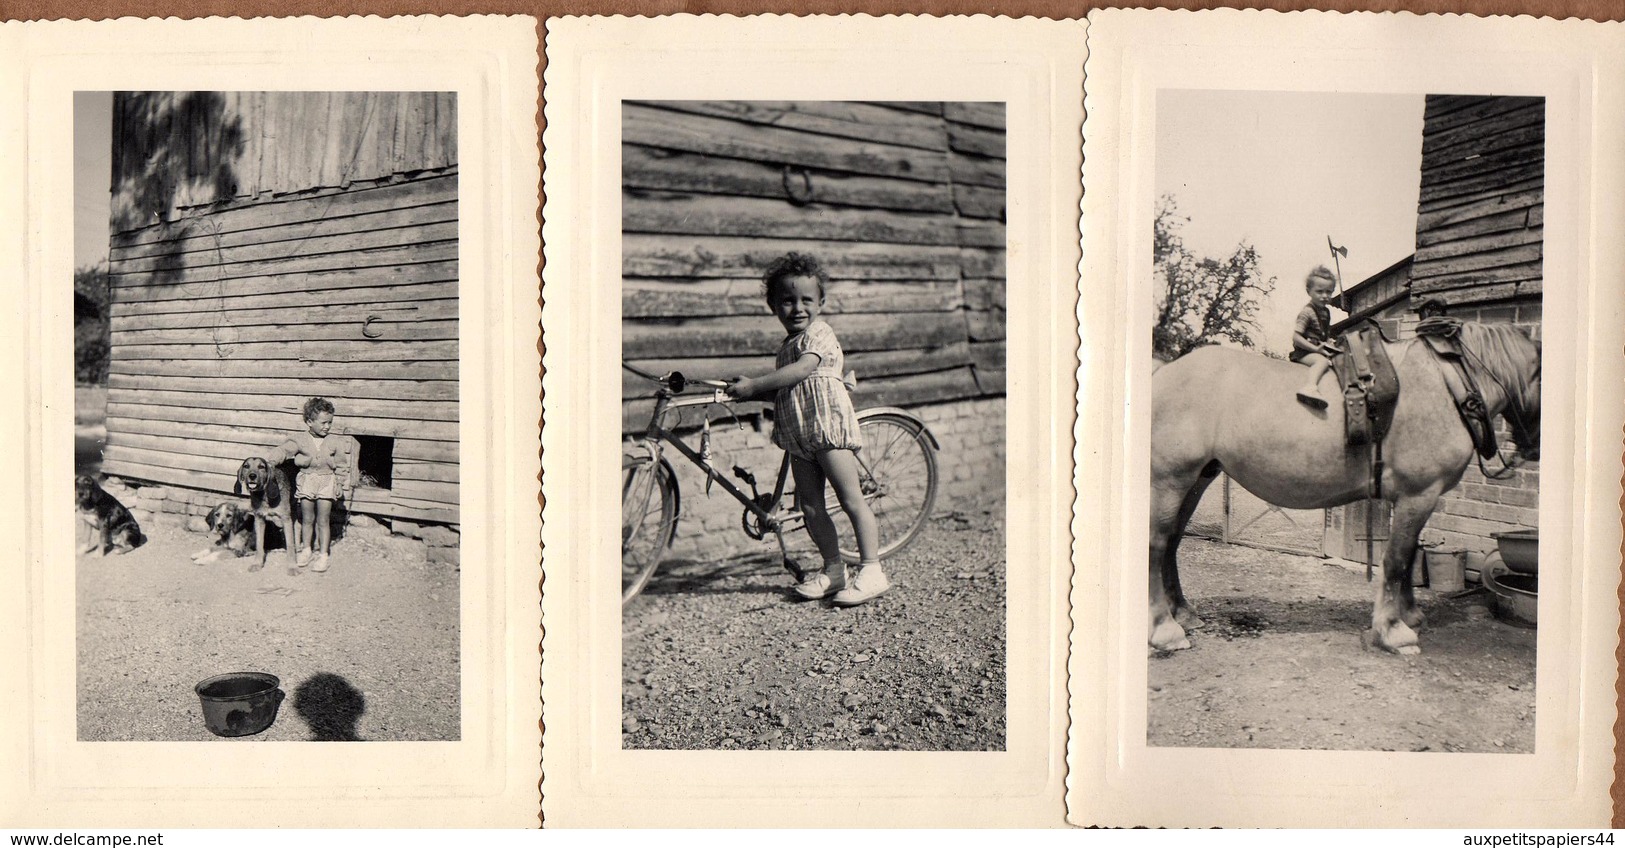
(640, 553), (793, 599)
(293, 672), (367, 741)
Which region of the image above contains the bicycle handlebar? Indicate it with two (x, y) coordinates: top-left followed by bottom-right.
(623, 362), (734, 395)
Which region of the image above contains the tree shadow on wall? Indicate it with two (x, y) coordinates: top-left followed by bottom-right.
(111, 91), (246, 285)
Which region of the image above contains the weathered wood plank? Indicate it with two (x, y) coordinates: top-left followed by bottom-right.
(959, 247), (1006, 279)
(623, 312), (964, 359)
(1422, 95), (1542, 135)
(1416, 189), (1542, 233)
(1409, 262), (1544, 292)
(105, 417), (457, 462)
(849, 366), (981, 409)
(1421, 106), (1543, 166)
(112, 339), (460, 363)
(391, 478), (459, 505)
(623, 190), (957, 246)
(109, 400), (459, 439)
(111, 318), (459, 346)
(110, 373), (458, 403)
(944, 102), (1006, 131)
(1418, 175), (1543, 216)
(109, 388), (459, 421)
(622, 278), (962, 319)
(111, 172), (458, 249)
(110, 358), (459, 382)
(872, 102), (945, 117)
(110, 299), (456, 333)
(963, 278), (1006, 311)
(1418, 163), (1543, 207)
(110, 221), (460, 276)
(109, 260), (459, 304)
(105, 432), (456, 476)
(623, 102), (950, 185)
(110, 200), (457, 263)
(1419, 143), (1543, 188)
(394, 460), (459, 484)
(1410, 242), (1541, 278)
(624, 234), (962, 281)
(345, 487), (459, 524)
(634, 100), (949, 152)
(623, 146), (955, 214)
(972, 367), (1006, 396)
(111, 281), (458, 319)
(622, 343), (974, 399)
(948, 124), (1004, 159)
(966, 308), (1006, 341)
(1413, 226), (1542, 261)
(949, 152), (1006, 189)
(956, 221), (1005, 249)
(108, 240), (459, 289)
(97, 458), (460, 524)
(970, 340), (1006, 372)
(953, 185), (1005, 220)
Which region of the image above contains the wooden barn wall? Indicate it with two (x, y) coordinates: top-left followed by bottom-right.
(1409, 95), (1544, 307)
(621, 100), (1006, 432)
(111, 92), (457, 234)
(101, 171), (460, 525)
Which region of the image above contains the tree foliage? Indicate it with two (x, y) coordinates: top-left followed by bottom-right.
(1151, 195), (1277, 361)
(74, 264), (110, 385)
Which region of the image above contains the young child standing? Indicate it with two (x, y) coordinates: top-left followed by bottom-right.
(1292, 265), (1343, 408)
(270, 397), (347, 573)
(727, 252), (887, 606)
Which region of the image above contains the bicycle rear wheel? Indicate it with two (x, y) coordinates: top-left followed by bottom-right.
(622, 455), (677, 605)
(834, 412), (938, 562)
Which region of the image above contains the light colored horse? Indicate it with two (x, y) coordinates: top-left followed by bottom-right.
(1149, 321), (1540, 654)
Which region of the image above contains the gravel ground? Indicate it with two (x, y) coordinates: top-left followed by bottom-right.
(622, 501), (1006, 751)
(76, 513), (460, 741)
(1148, 537), (1536, 752)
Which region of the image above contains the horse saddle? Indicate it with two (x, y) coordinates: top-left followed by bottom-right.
(1328, 324), (1399, 448)
(1415, 316), (1499, 459)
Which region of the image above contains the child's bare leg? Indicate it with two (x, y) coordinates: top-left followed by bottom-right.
(295, 499), (316, 570)
(790, 456), (842, 566)
(816, 449), (879, 563)
(1296, 353), (1331, 408)
(316, 500), (332, 554)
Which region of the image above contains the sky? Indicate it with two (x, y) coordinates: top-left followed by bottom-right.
(74, 91), (113, 271)
(1155, 89), (1426, 357)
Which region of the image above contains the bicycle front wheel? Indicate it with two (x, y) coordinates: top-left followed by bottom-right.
(834, 412), (938, 563)
(622, 455), (677, 605)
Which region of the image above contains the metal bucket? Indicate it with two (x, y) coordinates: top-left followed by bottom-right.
(195, 672), (284, 737)
(1423, 548), (1466, 593)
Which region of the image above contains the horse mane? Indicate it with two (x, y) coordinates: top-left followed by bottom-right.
(1455, 320), (1541, 410)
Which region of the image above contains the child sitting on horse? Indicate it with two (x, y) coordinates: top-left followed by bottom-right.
(1292, 265), (1344, 408)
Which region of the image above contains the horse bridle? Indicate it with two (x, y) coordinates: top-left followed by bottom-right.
(1415, 317), (1539, 481)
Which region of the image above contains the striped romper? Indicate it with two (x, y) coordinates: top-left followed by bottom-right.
(772, 320), (863, 461)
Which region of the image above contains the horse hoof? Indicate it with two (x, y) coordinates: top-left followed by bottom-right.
(1175, 609), (1205, 631)
(1396, 645), (1421, 656)
(1402, 608), (1426, 629)
(1150, 619), (1191, 652)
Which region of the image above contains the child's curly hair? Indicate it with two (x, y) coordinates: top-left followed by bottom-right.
(302, 397), (336, 422)
(1305, 265), (1337, 291)
(761, 252), (829, 305)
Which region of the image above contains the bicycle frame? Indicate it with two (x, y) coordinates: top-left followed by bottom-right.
(634, 386), (795, 532)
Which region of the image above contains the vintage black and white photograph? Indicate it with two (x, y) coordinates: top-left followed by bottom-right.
(618, 100), (1008, 751)
(1145, 89), (1543, 752)
(73, 90), (462, 742)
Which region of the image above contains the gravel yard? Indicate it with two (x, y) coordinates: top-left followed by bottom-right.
(76, 513), (460, 742)
(622, 501), (1006, 751)
(1148, 537), (1536, 752)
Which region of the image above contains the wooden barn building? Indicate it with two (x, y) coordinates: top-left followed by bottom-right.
(100, 91), (460, 537)
(620, 100), (1006, 558)
(1327, 94), (1542, 567)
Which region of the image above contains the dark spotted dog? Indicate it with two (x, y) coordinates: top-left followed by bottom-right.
(190, 502), (256, 564)
(75, 475), (144, 556)
(234, 456), (297, 573)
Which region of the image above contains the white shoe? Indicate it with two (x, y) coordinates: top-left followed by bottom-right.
(832, 563), (891, 606)
(794, 565), (846, 600)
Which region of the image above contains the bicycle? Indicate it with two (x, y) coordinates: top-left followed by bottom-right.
(621, 363), (940, 606)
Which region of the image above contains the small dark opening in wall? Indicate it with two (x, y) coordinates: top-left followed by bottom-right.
(355, 435), (394, 490)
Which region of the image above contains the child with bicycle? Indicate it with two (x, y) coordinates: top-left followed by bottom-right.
(726, 252), (888, 606)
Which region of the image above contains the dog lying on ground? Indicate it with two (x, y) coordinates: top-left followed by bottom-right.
(190, 502), (256, 564)
(235, 456), (296, 573)
(75, 475), (144, 556)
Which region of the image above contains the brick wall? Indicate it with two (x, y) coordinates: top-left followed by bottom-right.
(643, 395), (1005, 563)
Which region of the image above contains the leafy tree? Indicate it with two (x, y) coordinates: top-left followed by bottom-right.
(1151, 196), (1276, 361)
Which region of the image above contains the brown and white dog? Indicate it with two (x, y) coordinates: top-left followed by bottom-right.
(190, 502), (256, 564)
(234, 456), (297, 572)
(75, 474), (144, 556)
